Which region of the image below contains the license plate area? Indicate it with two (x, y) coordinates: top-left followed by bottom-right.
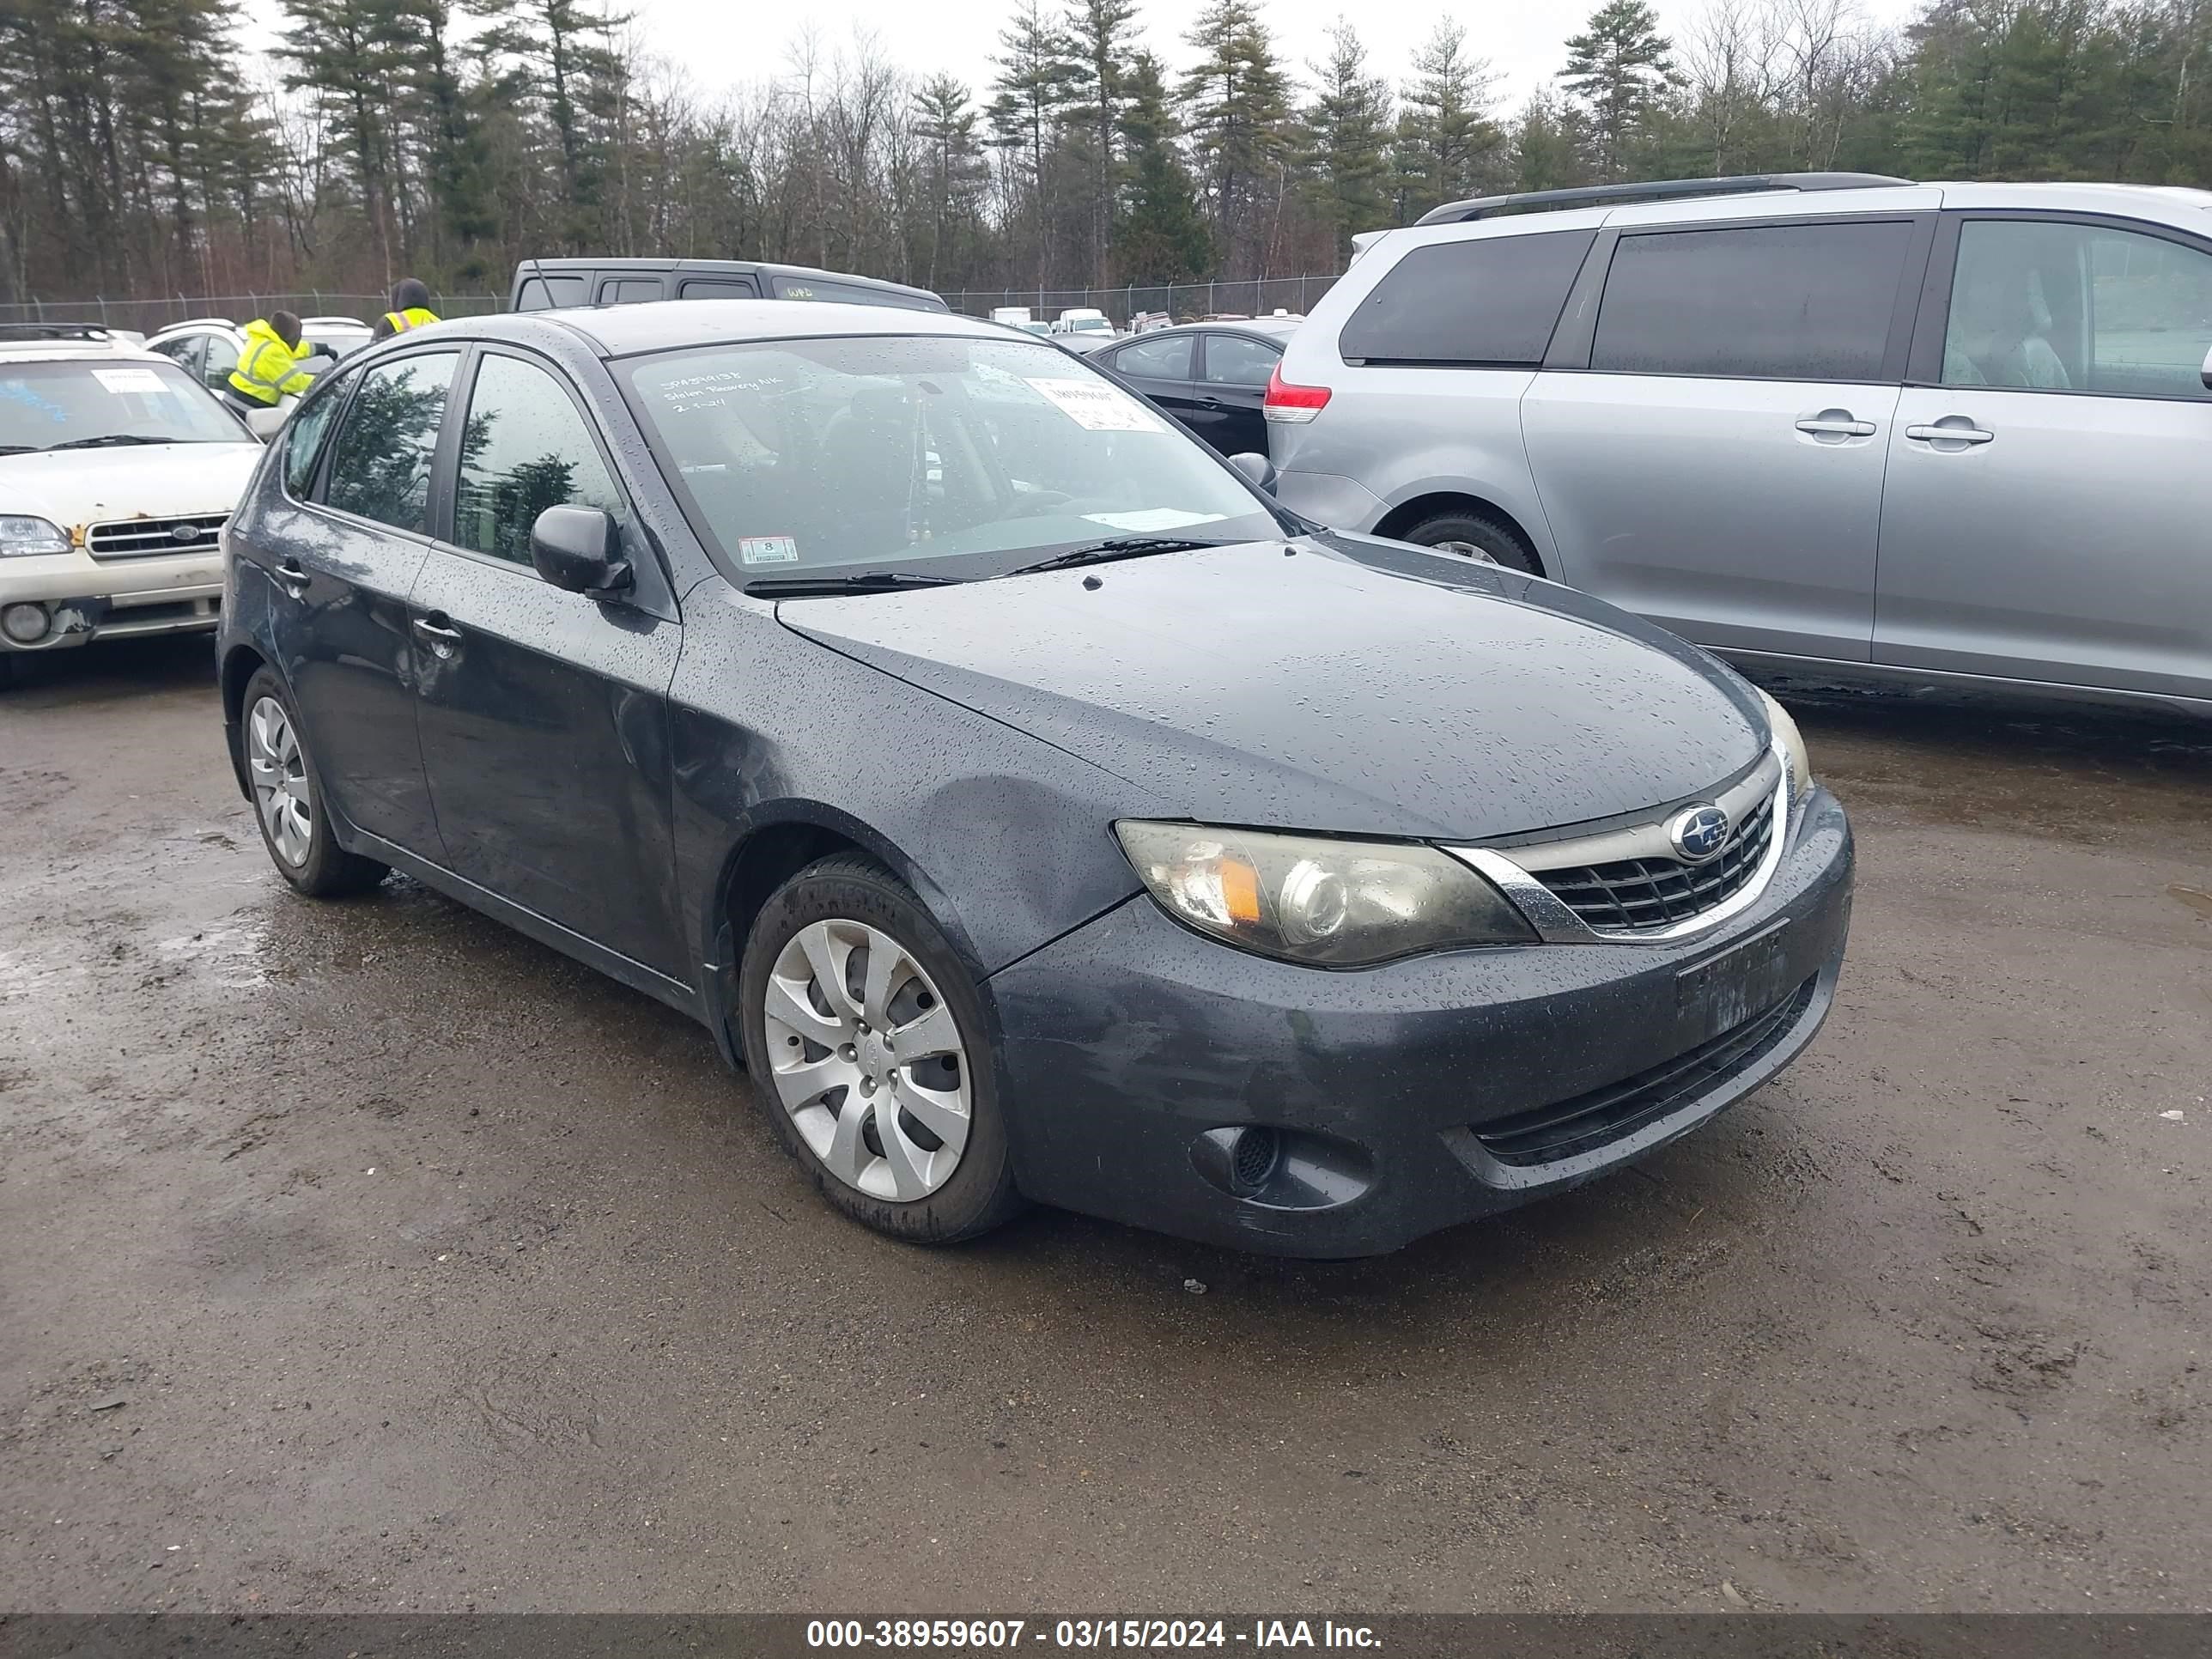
(1676, 920), (1796, 1042)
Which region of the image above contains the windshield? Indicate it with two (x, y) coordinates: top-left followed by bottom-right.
(623, 334), (1280, 582)
(0, 358), (249, 452)
(1069, 318), (1111, 331)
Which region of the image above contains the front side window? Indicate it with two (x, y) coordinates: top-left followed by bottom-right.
(1341, 229), (1595, 365)
(623, 334), (1279, 584)
(453, 354), (625, 563)
(1203, 334), (1281, 386)
(0, 357), (251, 453)
(322, 352), (459, 533)
(1944, 218), (2212, 401)
(1109, 334), (1194, 380)
(1592, 220), (1913, 381)
(283, 372), (353, 497)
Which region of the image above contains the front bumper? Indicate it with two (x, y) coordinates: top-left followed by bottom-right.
(988, 785), (1853, 1256)
(1, 550), (222, 653)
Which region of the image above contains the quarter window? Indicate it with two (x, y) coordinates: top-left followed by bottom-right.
(283, 373), (352, 498)
(679, 279), (758, 300)
(1109, 334), (1194, 380)
(322, 352), (459, 533)
(453, 354), (624, 564)
(599, 278), (665, 304)
(516, 275), (587, 311)
(1340, 229), (1595, 365)
(1944, 219), (2212, 401)
(1592, 221), (1912, 381)
(1202, 334), (1281, 386)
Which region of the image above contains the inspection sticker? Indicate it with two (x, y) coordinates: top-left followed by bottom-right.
(1022, 376), (1163, 432)
(92, 368), (168, 396)
(738, 535), (801, 565)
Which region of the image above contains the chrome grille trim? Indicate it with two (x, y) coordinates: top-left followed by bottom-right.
(85, 513), (228, 560)
(1447, 744), (1795, 945)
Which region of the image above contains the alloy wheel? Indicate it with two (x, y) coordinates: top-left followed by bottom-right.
(763, 919), (972, 1201)
(246, 695), (313, 867)
(1432, 539), (1498, 563)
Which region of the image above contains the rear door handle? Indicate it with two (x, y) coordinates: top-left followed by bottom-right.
(1794, 416), (1876, 437)
(273, 558), (311, 597)
(1905, 422), (1995, 446)
(410, 614), (463, 657)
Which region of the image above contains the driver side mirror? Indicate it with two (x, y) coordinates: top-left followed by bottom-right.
(530, 505), (633, 598)
(1227, 451), (1277, 495)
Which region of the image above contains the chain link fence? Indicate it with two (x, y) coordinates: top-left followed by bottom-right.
(0, 292), (503, 336)
(940, 276), (1339, 325)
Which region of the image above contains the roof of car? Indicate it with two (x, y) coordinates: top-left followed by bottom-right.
(0, 330), (167, 366)
(469, 299), (1015, 357)
(1111, 318), (1299, 344)
(514, 257), (944, 302)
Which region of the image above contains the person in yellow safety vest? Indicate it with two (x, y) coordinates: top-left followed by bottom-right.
(373, 277), (441, 339)
(225, 311), (319, 411)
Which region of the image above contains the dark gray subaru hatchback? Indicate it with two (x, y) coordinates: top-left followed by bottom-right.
(216, 301), (1852, 1257)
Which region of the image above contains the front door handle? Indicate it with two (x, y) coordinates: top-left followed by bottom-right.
(1795, 415), (1876, 438)
(1905, 422), (1995, 447)
(273, 558), (311, 598)
(410, 615), (463, 659)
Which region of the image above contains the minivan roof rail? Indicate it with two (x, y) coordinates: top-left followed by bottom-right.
(1413, 172), (1913, 226)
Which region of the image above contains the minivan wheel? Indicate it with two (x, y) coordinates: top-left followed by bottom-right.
(1399, 511), (1541, 576)
(241, 666), (389, 897)
(738, 854), (1022, 1244)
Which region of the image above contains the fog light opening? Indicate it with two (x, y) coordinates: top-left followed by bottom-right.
(3, 602), (51, 645)
(1229, 1126), (1281, 1194)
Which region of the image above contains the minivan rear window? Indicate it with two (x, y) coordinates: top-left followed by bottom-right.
(1339, 229), (1595, 366)
(1591, 220), (1912, 382)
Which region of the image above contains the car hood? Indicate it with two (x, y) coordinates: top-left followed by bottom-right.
(0, 442), (263, 528)
(778, 537), (1770, 841)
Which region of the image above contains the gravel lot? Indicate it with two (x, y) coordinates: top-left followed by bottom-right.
(2, 637), (2207, 1613)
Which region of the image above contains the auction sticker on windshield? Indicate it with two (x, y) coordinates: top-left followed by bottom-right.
(738, 535), (801, 565)
(92, 368), (169, 396)
(1022, 377), (1163, 433)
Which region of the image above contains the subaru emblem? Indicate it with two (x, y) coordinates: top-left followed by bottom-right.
(1667, 804), (1731, 864)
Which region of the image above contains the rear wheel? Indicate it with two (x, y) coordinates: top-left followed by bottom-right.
(242, 666), (388, 897)
(1398, 510), (1541, 575)
(738, 854), (1022, 1244)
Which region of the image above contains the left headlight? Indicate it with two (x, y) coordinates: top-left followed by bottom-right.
(0, 516), (70, 557)
(1756, 688), (1814, 805)
(1115, 822), (1535, 966)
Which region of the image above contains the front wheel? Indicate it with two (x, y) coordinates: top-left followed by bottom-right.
(738, 854), (1022, 1244)
(241, 666), (389, 897)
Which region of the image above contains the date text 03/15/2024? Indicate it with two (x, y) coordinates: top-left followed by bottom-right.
(804, 1620), (1382, 1649)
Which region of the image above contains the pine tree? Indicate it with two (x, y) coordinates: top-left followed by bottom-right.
(1389, 19), (1502, 220)
(1062, 0), (1139, 286)
(986, 0), (1076, 286)
(912, 76), (988, 289)
(1301, 18), (1393, 261)
(1559, 0), (1678, 179)
(1180, 0), (1292, 272)
(1115, 50), (1210, 284)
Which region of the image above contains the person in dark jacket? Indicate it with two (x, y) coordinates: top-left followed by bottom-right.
(373, 278), (441, 339)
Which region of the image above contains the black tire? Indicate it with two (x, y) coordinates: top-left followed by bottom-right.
(0, 653), (21, 690)
(240, 665), (389, 898)
(1398, 510), (1541, 575)
(738, 854), (1024, 1245)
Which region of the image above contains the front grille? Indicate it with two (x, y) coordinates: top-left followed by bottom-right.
(1474, 974), (1819, 1167)
(85, 513), (227, 560)
(1534, 793), (1775, 934)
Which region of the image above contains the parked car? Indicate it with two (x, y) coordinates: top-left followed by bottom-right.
(215, 301), (1850, 1257)
(1048, 308), (1121, 351)
(146, 315), (371, 437)
(1, 325), (261, 685)
(1271, 173), (2212, 714)
(508, 258), (947, 313)
(1091, 318), (1297, 456)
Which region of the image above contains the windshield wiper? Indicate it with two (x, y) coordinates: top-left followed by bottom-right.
(744, 570), (960, 598)
(1004, 537), (1231, 578)
(41, 434), (189, 452)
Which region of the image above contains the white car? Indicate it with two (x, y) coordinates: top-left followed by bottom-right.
(1, 326), (264, 686)
(145, 315), (373, 438)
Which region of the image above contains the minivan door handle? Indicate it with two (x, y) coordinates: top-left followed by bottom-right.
(1905, 421), (1995, 447)
(1794, 414), (1876, 439)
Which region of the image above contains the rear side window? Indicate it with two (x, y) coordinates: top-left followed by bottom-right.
(515, 275), (587, 311)
(1203, 333), (1282, 386)
(599, 278), (665, 304)
(679, 279), (758, 300)
(1109, 334), (1194, 380)
(1340, 230), (1595, 365)
(1592, 221), (1912, 381)
(322, 352), (459, 533)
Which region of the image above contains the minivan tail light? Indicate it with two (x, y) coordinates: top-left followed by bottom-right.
(1264, 364), (1331, 424)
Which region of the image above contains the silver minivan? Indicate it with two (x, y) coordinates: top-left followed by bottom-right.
(1269, 174), (2212, 714)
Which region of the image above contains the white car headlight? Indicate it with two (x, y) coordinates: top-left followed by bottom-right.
(1756, 688), (1814, 804)
(1115, 822), (1534, 966)
(0, 516), (70, 557)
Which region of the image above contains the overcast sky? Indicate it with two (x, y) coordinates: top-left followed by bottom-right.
(246, 0), (1920, 112)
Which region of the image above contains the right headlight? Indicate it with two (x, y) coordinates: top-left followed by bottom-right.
(0, 516), (70, 558)
(1756, 688), (1814, 805)
(1115, 821), (1535, 966)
